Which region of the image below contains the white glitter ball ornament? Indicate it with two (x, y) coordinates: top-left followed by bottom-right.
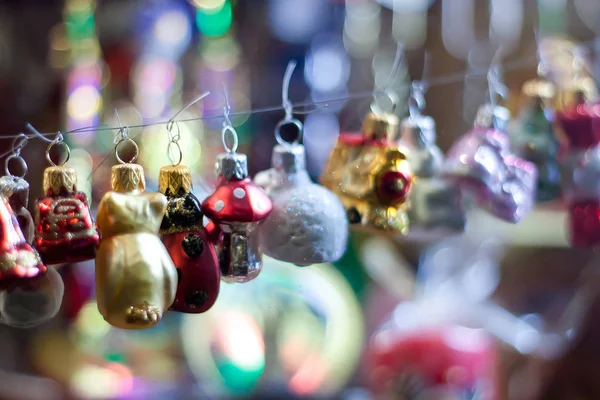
(255, 143), (348, 266)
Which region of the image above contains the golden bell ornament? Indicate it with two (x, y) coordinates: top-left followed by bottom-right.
(95, 159), (177, 329)
(320, 110), (412, 233)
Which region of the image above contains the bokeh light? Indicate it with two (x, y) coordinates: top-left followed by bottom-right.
(305, 36), (351, 93)
(304, 112), (340, 176)
(268, 0), (328, 44)
(196, 0), (232, 37)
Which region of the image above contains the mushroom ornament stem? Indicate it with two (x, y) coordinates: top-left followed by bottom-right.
(202, 152), (272, 283)
(254, 142), (348, 266)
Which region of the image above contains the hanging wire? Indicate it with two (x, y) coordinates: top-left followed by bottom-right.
(0, 37), (595, 144)
(166, 91), (210, 166)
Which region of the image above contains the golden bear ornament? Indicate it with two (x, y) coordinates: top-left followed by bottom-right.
(95, 154), (177, 329)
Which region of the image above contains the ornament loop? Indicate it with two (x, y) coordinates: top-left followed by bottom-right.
(45, 140), (71, 167)
(221, 125), (239, 153)
(115, 138), (139, 164)
(167, 140), (183, 166)
(371, 90), (398, 115)
(408, 81), (426, 120)
(275, 118), (304, 147)
(5, 154), (28, 178)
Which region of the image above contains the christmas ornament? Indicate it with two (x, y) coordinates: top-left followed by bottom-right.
(159, 162), (220, 313)
(399, 85), (465, 238)
(254, 64), (348, 265)
(445, 103), (537, 223)
(0, 266), (63, 328)
(510, 78), (561, 202)
(202, 109), (272, 283)
(320, 98), (412, 233)
(34, 140), (99, 265)
(555, 103), (600, 247)
(368, 319), (498, 400)
(0, 147), (46, 283)
(95, 138), (177, 329)
(0, 177), (34, 245)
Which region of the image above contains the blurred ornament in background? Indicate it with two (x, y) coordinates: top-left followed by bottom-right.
(510, 77), (561, 203)
(0, 193), (46, 284)
(0, 175), (35, 244)
(555, 102), (600, 247)
(181, 256), (363, 397)
(195, 0), (232, 38)
(368, 316), (498, 400)
(0, 267), (64, 328)
(158, 164), (220, 313)
(400, 81), (466, 239)
(445, 102), (538, 223)
(320, 104), (412, 234)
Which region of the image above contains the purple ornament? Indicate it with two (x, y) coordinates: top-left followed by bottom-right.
(444, 106), (537, 223)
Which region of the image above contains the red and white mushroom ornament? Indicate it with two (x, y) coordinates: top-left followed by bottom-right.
(202, 109), (272, 283)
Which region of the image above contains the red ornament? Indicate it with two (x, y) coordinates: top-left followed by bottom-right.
(34, 165), (99, 265)
(158, 165), (220, 313)
(0, 196), (46, 283)
(202, 153), (272, 283)
(556, 104), (600, 247)
(369, 325), (498, 399)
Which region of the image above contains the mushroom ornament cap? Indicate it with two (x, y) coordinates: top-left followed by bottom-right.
(258, 184), (348, 266)
(202, 177), (272, 223)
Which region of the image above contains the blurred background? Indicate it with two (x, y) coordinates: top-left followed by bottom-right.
(0, 0), (600, 399)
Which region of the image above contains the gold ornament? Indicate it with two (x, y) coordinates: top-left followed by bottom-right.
(95, 163), (177, 329)
(43, 166), (77, 195)
(320, 111), (412, 234)
(158, 164), (193, 196)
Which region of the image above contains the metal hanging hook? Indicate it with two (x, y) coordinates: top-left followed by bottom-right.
(276, 60), (305, 147)
(114, 108), (139, 164)
(371, 42), (405, 114)
(4, 133), (29, 178)
(165, 91), (210, 166)
(26, 124), (70, 167)
(113, 109), (130, 144)
(221, 83), (239, 153)
(408, 52), (431, 121)
(166, 91), (211, 137)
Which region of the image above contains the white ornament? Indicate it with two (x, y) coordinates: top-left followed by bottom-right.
(255, 143), (348, 266)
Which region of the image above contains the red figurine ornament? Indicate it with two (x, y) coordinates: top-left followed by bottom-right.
(34, 141), (99, 265)
(202, 150), (272, 283)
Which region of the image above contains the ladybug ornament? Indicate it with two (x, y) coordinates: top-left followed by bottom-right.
(158, 164), (220, 313)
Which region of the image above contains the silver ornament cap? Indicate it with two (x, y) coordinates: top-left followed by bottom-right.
(272, 143), (306, 174)
(216, 152), (248, 180)
(474, 103), (510, 132)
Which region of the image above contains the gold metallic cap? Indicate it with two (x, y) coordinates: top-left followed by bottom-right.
(362, 112), (400, 141)
(43, 166), (77, 195)
(111, 163), (145, 193)
(158, 164), (192, 196)
(522, 78), (556, 100)
(554, 76), (598, 111)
